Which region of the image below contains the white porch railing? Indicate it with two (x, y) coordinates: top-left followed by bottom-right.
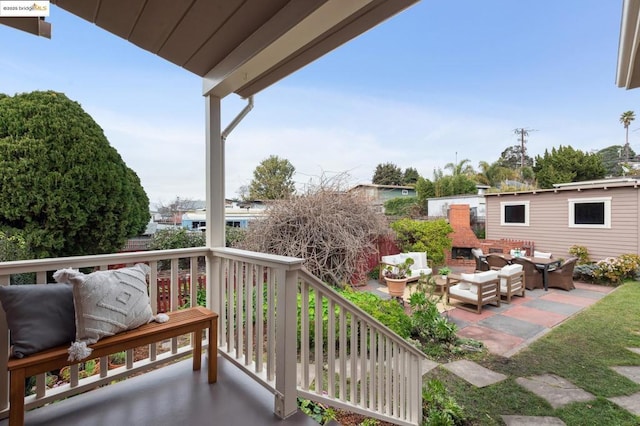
(212, 247), (426, 426)
(0, 247), (425, 426)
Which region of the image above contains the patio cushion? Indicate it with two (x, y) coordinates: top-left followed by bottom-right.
(54, 263), (167, 361)
(534, 250), (552, 259)
(460, 270), (498, 283)
(471, 248), (484, 258)
(500, 264), (523, 277)
(0, 284), (76, 358)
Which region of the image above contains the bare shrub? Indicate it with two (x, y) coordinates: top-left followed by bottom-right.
(237, 175), (389, 287)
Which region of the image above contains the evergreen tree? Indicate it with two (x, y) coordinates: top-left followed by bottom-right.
(403, 167), (419, 185)
(0, 91), (149, 258)
(533, 145), (606, 189)
(372, 162), (403, 185)
(248, 155), (296, 199)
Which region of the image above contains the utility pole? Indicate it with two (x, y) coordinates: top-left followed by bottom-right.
(513, 128), (537, 168)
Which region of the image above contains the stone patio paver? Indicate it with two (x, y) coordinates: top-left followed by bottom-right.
(608, 392), (640, 415)
(501, 305), (567, 328)
(627, 347), (640, 356)
(522, 299), (583, 316)
(611, 366), (640, 383)
(501, 415), (566, 425)
(442, 359), (507, 388)
(422, 358), (439, 375)
(456, 325), (525, 356)
(478, 315), (546, 340)
(540, 292), (597, 308)
(515, 374), (595, 409)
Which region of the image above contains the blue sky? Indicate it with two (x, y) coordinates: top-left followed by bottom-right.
(2, 1), (639, 206)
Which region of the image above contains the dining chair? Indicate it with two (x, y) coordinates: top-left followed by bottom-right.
(547, 257), (578, 291)
(511, 257), (544, 290)
(486, 253), (509, 270)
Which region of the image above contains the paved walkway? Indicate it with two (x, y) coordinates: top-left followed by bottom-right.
(358, 277), (640, 424)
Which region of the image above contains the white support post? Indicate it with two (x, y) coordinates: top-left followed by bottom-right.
(205, 94), (224, 360)
(274, 268), (298, 419)
(205, 94), (225, 248)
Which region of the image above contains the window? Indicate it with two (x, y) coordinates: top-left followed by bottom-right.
(568, 197), (611, 228)
(500, 201), (529, 226)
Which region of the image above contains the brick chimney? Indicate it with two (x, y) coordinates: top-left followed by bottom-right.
(449, 204), (480, 249)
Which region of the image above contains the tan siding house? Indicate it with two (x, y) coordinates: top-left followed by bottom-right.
(485, 179), (640, 261)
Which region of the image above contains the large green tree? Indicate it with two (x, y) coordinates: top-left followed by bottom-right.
(372, 162), (404, 185)
(0, 91), (150, 258)
(248, 155), (296, 199)
(533, 145), (606, 189)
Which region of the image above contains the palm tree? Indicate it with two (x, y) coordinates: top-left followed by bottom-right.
(444, 158), (474, 176)
(620, 110), (635, 161)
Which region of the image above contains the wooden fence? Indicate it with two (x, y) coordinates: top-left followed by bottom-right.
(156, 274), (206, 313)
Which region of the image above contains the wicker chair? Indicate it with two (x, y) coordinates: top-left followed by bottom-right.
(547, 257), (578, 291)
(512, 257), (544, 290)
(486, 253), (509, 270)
(472, 249), (489, 271)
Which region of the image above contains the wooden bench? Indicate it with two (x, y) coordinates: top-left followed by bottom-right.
(7, 306), (218, 426)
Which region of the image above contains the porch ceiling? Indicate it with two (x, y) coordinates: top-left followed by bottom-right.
(2, 0), (418, 98)
(617, 0), (640, 89)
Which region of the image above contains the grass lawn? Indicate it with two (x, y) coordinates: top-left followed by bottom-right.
(425, 282), (640, 425)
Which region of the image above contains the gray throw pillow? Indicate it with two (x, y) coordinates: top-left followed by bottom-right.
(0, 284), (76, 358)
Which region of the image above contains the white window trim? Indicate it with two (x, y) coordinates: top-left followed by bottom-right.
(500, 201), (530, 226)
(568, 197), (611, 229)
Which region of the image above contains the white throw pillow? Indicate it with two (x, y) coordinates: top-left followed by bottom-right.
(471, 248), (484, 258)
(54, 264), (168, 361)
(469, 285), (478, 294)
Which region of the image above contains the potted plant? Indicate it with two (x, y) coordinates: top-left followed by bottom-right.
(383, 257), (414, 301)
(438, 266), (452, 280)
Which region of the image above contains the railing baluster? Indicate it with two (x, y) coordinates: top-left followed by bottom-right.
(245, 263), (254, 366)
(235, 261), (244, 360)
(300, 281), (309, 390)
(266, 267), (276, 382)
(327, 298), (335, 398)
(338, 309), (347, 401)
(255, 266), (265, 373)
(314, 288), (323, 394)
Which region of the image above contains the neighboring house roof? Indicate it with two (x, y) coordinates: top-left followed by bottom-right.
(485, 178), (640, 196)
(350, 184), (415, 191)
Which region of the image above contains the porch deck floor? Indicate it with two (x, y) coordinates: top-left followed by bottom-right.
(0, 356), (317, 426)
